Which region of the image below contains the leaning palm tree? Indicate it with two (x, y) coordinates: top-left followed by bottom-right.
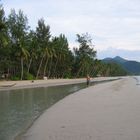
(36, 51), (45, 79)
(51, 34), (69, 78)
(27, 30), (38, 74)
(47, 48), (56, 78)
(19, 44), (30, 80)
(35, 18), (51, 79)
(43, 46), (51, 77)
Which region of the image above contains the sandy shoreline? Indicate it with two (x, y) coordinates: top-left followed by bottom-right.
(19, 76), (140, 140)
(0, 77), (119, 91)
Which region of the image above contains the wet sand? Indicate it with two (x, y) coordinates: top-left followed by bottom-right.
(20, 76), (140, 140)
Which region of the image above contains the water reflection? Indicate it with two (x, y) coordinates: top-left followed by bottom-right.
(0, 83), (86, 140)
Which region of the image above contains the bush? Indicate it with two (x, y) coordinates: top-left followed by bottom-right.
(24, 72), (35, 80)
(11, 76), (20, 81)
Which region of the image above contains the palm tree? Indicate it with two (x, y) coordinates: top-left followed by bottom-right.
(52, 34), (70, 78)
(26, 30), (38, 74)
(47, 48), (56, 78)
(35, 18), (51, 79)
(43, 47), (50, 77)
(18, 42), (30, 80)
(7, 9), (29, 80)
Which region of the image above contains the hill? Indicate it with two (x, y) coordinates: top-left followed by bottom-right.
(102, 56), (140, 75)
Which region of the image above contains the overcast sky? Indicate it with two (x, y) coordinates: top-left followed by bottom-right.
(3, 0), (140, 61)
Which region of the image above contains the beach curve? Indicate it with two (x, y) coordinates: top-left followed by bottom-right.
(19, 76), (140, 140)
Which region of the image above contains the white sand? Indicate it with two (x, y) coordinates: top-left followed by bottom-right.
(0, 77), (118, 91)
(20, 76), (140, 140)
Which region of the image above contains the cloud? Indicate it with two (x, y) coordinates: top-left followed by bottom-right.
(3, 0), (140, 61)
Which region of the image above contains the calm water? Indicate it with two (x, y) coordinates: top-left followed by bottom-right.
(0, 83), (86, 140)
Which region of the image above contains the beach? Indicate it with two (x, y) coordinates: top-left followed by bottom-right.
(0, 77), (118, 91)
(19, 76), (140, 140)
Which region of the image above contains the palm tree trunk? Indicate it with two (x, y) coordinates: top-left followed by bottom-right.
(76, 63), (84, 78)
(43, 58), (49, 77)
(89, 65), (94, 76)
(36, 55), (44, 79)
(27, 58), (32, 74)
(48, 57), (52, 79)
(21, 57), (24, 80)
(53, 58), (59, 78)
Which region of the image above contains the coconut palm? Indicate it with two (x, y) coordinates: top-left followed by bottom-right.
(7, 9), (29, 80)
(35, 18), (51, 79)
(51, 34), (69, 78)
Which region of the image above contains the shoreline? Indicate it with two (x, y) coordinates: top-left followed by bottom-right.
(0, 77), (120, 91)
(14, 77), (121, 140)
(0, 78), (85, 91)
(0, 77), (125, 140)
(19, 76), (140, 140)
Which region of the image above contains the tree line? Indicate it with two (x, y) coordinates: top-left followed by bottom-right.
(0, 5), (128, 80)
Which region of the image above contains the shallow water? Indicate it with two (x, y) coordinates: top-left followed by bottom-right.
(0, 83), (86, 140)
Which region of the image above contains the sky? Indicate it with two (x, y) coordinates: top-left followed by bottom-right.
(2, 0), (140, 61)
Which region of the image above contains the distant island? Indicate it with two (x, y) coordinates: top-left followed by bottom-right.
(102, 56), (140, 75)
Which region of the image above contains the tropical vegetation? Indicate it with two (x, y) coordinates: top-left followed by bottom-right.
(0, 5), (128, 80)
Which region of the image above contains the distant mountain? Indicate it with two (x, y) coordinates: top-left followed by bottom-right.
(113, 56), (127, 63)
(102, 56), (140, 75)
(103, 56), (127, 63)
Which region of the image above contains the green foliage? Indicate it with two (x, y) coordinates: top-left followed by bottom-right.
(36, 18), (51, 47)
(7, 9), (30, 80)
(0, 5), (8, 48)
(35, 18), (51, 79)
(98, 62), (128, 76)
(11, 75), (20, 81)
(24, 72), (35, 80)
(73, 33), (96, 77)
(0, 5), (128, 81)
